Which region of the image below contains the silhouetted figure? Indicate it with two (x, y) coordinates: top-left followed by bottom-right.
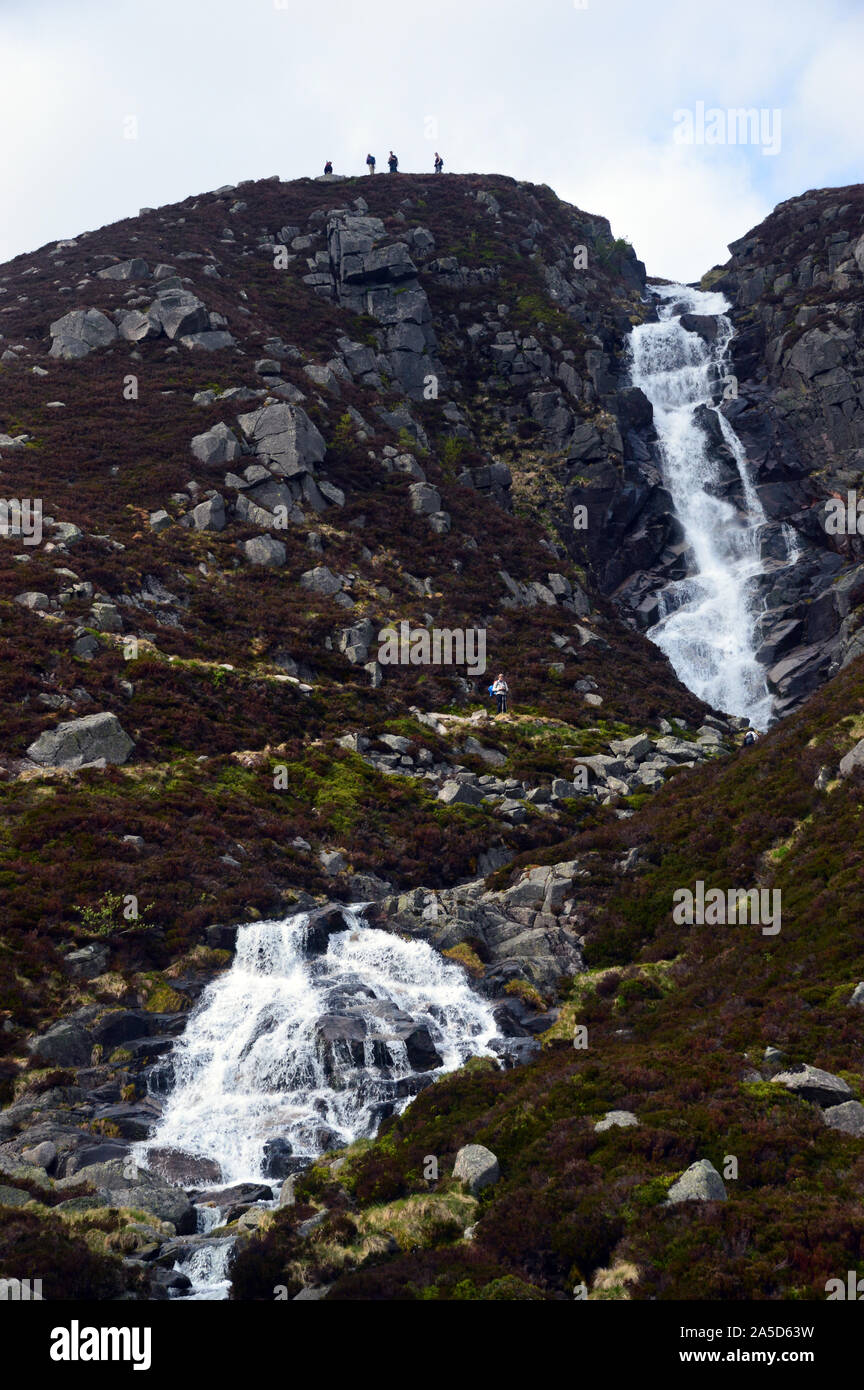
(434, 152), (444, 173)
(324, 160), (333, 176)
(388, 151), (398, 173)
(366, 153), (376, 174)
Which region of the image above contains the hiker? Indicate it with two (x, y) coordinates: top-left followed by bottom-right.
(388, 151), (399, 173)
(743, 728), (758, 746)
(324, 160), (333, 175)
(434, 152), (444, 173)
(491, 672), (509, 716)
(366, 152), (376, 174)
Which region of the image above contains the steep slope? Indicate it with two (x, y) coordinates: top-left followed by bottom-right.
(0, 171), (713, 1007)
(230, 646), (864, 1301)
(5, 171), (862, 1302)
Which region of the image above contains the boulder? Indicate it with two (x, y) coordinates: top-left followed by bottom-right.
(56, 1159), (196, 1233)
(771, 1064), (853, 1108)
(242, 534), (286, 567)
(666, 1159), (726, 1204)
(20, 1141), (58, 1172)
(191, 422), (242, 467)
(63, 943), (110, 982)
(29, 1021), (92, 1067)
(145, 1148), (223, 1186)
(148, 290), (209, 340)
(49, 308), (118, 359)
(452, 1143), (500, 1195)
(237, 404), (326, 478)
(96, 258), (149, 281)
(839, 739), (864, 779)
(300, 565), (344, 597)
(594, 1110), (638, 1132)
(408, 482), (442, 515)
(190, 495), (226, 532)
(27, 712), (135, 769)
(438, 780), (485, 806)
(823, 1101), (864, 1137)
(117, 310), (160, 343)
(180, 331), (236, 351)
(304, 906), (353, 955)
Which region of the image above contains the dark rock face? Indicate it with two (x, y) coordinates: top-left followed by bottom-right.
(312, 1003), (443, 1078)
(145, 1147), (223, 1186)
(699, 187), (864, 712)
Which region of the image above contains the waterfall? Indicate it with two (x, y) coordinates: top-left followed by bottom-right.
(629, 283), (774, 729)
(136, 907), (497, 1186)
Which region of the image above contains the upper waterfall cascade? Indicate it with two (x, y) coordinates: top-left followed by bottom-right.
(629, 284), (777, 729)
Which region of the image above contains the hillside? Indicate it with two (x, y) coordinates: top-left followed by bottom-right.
(1, 171), (864, 1304)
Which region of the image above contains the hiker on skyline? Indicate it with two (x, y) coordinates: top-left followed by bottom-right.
(492, 673), (509, 716)
(366, 152), (376, 174)
(388, 151), (399, 173)
(434, 152), (443, 173)
(324, 160), (333, 175)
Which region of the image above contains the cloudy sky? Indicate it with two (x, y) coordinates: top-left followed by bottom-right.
(1, 0), (862, 280)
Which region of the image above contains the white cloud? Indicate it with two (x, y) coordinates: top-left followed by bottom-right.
(0, 0), (861, 276)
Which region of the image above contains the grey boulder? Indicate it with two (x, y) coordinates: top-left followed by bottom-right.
(452, 1144), (500, 1195)
(49, 309), (118, 359)
(148, 290), (210, 340)
(823, 1101), (864, 1137)
(191, 422), (242, 467)
(771, 1064), (853, 1108)
(242, 534), (286, 567)
(237, 404), (326, 478)
(27, 712), (135, 769)
(666, 1159), (727, 1204)
(96, 258), (149, 281)
(189, 495), (226, 531)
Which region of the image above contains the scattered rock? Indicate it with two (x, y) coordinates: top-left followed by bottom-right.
(452, 1143), (500, 1195)
(665, 1159), (727, 1204)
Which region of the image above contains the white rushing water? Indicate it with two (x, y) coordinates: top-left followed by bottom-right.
(137, 907), (497, 1186)
(629, 283), (775, 729)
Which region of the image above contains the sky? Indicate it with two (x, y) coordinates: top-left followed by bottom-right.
(1, 0), (862, 281)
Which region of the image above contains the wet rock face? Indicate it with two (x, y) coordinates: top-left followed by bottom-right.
(312, 1001), (443, 1079)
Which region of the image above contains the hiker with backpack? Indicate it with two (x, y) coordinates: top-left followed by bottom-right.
(366, 153), (376, 174)
(434, 152), (444, 173)
(491, 673), (509, 716)
(324, 160), (333, 175)
(388, 151), (399, 173)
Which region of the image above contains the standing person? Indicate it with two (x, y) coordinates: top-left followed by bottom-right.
(492, 672), (509, 716)
(366, 152), (376, 174)
(388, 150), (399, 173)
(324, 160), (333, 175)
(434, 152), (443, 173)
